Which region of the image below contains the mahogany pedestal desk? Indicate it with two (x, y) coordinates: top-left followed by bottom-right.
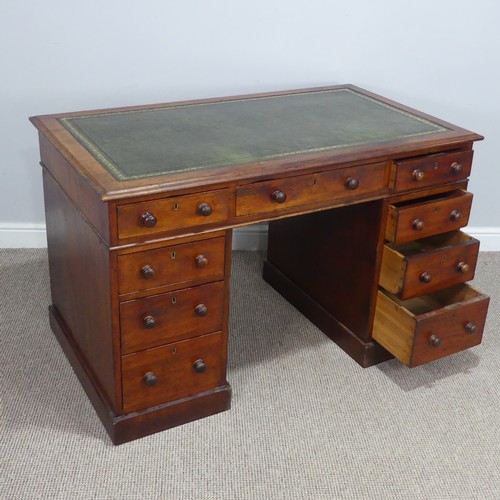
(30, 85), (490, 444)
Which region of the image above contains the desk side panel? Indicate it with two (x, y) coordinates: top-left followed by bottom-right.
(43, 170), (116, 410)
(39, 134), (110, 243)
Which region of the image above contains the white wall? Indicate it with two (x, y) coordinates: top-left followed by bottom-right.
(1, 0), (499, 247)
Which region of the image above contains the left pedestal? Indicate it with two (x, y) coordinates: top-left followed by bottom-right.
(43, 169), (232, 444)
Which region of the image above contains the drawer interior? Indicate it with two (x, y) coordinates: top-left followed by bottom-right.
(384, 284), (483, 317)
(391, 189), (465, 208)
(385, 230), (475, 257)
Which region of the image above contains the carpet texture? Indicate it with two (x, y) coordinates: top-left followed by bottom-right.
(1, 249), (499, 499)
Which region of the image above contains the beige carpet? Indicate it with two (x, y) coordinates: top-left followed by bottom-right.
(1, 249), (499, 499)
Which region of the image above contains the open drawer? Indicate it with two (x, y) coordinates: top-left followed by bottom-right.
(385, 190), (473, 244)
(373, 284), (489, 367)
(379, 231), (479, 299)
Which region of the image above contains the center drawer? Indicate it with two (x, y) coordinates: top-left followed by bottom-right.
(120, 281), (225, 354)
(235, 162), (387, 216)
(373, 284), (489, 367)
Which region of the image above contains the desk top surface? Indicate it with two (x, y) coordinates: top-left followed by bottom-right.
(31, 85), (482, 200)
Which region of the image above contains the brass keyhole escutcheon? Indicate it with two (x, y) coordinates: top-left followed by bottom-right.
(173, 202), (179, 211)
(313, 178), (318, 186)
(171, 348), (177, 355)
(171, 297), (177, 304)
(171, 251), (176, 259)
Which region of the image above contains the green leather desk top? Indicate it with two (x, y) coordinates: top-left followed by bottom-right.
(58, 88), (449, 182)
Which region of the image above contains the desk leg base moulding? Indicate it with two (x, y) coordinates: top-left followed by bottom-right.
(49, 306), (232, 444)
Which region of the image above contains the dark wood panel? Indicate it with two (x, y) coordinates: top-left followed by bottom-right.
(40, 135), (110, 242)
(267, 200), (385, 342)
(43, 169), (116, 409)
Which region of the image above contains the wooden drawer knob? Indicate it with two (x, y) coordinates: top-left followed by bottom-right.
(195, 255), (208, 268)
(419, 272), (432, 283)
(195, 304), (208, 316)
(412, 169), (425, 181)
(198, 203), (213, 216)
(271, 190), (287, 203)
(140, 211), (157, 227)
(412, 218), (424, 231)
(143, 372), (158, 387)
(141, 264), (155, 279)
(450, 209), (462, 222)
(451, 162), (463, 175)
(456, 262), (470, 274)
(429, 335), (442, 347)
(193, 359), (207, 373)
(465, 322), (477, 334)
(143, 315), (156, 329)
(345, 177), (359, 190)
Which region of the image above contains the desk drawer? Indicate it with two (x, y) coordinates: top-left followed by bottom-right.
(373, 285), (489, 367)
(120, 281), (225, 354)
(392, 150), (473, 192)
(118, 237), (225, 295)
(122, 331), (226, 412)
(117, 189), (230, 240)
(385, 190), (472, 244)
(235, 162), (387, 216)
(380, 231), (479, 299)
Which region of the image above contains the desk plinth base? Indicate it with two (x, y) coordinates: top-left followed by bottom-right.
(262, 260), (392, 368)
(48, 305), (232, 445)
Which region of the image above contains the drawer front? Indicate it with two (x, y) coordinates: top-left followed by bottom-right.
(122, 331), (226, 412)
(373, 285), (489, 367)
(386, 190), (473, 244)
(118, 237), (225, 295)
(120, 281), (225, 354)
(117, 189), (230, 240)
(235, 162), (387, 216)
(392, 150), (473, 192)
(380, 231), (479, 299)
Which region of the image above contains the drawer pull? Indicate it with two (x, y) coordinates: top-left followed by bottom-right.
(450, 209), (462, 222)
(465, 322), (477, 334)
(141, 264), (155, 279)
(195, 255), (208, 268)
(140, 211), (157, 228)
(143, 315), (156, 329)
(143, 371), (158, 387)
(451, 162), (463, 175)
(195, 304), (208, 317)
(193, 359), (207, 373)
(456, 262), (470, 274)
(412, 218), (424, 231)
(419, 272), (432, 283)
(345, 177), (359, 190)
(198, 203), (213, 216)
(429, 335), (442, 347)
(271, 190), (287, 204)
(412, 169), (425, 182)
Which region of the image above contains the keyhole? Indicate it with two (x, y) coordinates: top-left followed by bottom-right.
(172, 297), (177, 304)
(172, 348), (177, 355)
(171, 251), (176, 259)
(173, 203), (179, 211)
